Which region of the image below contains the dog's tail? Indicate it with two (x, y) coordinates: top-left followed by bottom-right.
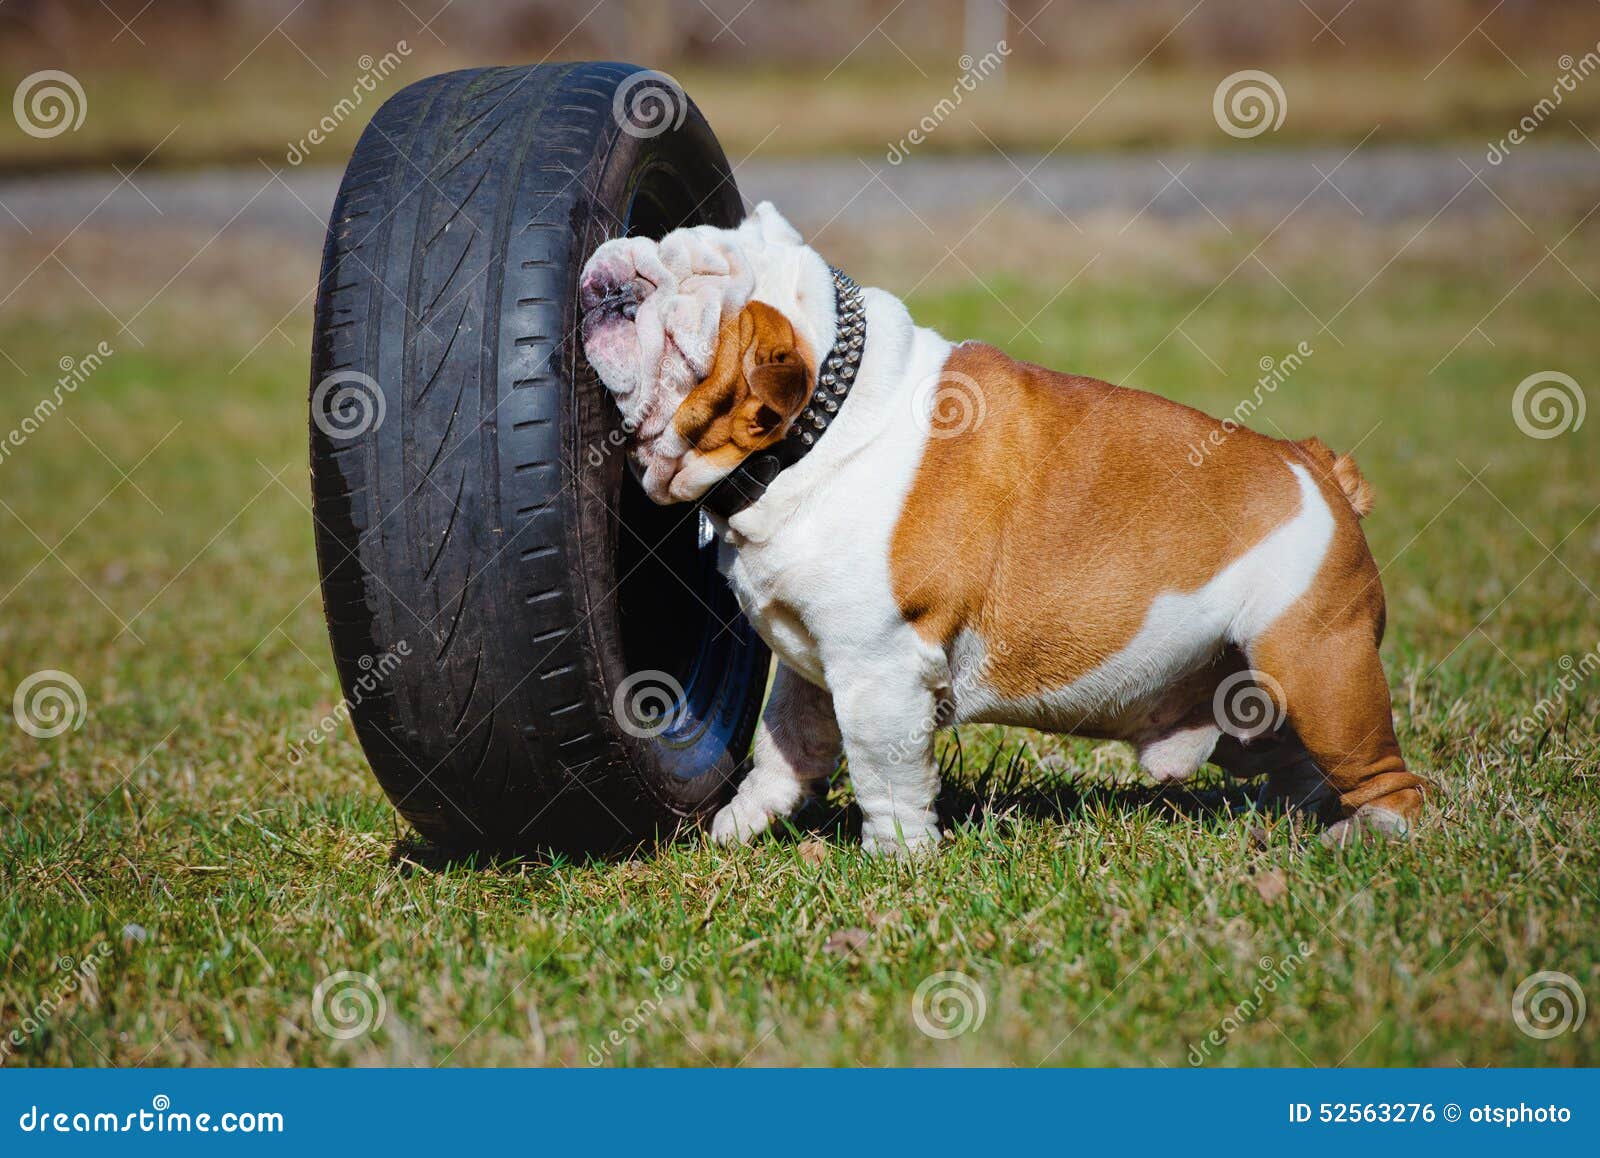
(1297, 437), (1375, 520)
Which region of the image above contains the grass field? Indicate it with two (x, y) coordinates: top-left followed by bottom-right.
(0, 198), (1596, 1067)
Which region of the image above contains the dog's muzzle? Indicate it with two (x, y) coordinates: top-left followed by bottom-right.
(580, 279), (642, 339)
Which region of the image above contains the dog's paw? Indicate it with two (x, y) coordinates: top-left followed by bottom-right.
(860, 821), (941, 858)
(1255, 754), (1340, 823)
(1321, 804), (1413, 849)
(709, 793), (774, 846)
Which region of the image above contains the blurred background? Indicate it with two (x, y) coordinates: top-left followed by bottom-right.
(2, 1), (1597, 1065)
(3, 0), (1600, 166)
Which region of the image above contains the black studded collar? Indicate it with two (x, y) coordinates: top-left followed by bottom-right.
(700, 266), (865, 520)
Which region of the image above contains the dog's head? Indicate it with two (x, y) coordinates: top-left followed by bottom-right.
(579, 202), (836, 503)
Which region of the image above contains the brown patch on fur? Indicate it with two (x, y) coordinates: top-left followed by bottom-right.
(672, 300), (814, 462)
(889, 341), (1425, 821)
(890, 343), (1302, 703)
(1292, 436), (1375, 519)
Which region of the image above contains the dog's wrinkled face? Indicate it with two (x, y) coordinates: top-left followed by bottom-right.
(658, 300), (814, 500)
(580, 202), (832, 503)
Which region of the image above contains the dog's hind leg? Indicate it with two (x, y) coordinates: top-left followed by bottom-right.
(710, 663), (841, 845)
(1245, 604), (1428, 845)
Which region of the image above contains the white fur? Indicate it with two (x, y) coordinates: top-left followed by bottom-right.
(582, 204), (837, 504)
(714, 288), (953, 853)
(578, 207), (1338, 855)
(708, 664), (839, 843)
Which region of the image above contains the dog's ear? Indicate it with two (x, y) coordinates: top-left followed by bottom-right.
(671, 301), (812, 454)
(740, 201), (804, 249)
(740, 302), (812, 441)
(745, 359), (808, 438)
(673, 308), (756, 439)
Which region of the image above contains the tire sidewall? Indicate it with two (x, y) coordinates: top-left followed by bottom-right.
(564, 86), (766, 822)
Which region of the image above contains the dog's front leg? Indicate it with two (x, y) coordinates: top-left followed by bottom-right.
(831, 666), (943, 856)
(710, 663), (841, 845)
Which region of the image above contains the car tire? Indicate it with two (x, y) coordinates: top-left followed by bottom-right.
(309, 62), (770, 854)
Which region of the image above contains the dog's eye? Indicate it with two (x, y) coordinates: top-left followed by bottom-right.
(769, 350), (792, 364)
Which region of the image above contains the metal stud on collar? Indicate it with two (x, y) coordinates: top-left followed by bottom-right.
(789, 266), (865, 450)
(700, 265), (867, 519)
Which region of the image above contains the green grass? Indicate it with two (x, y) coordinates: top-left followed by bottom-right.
(0, 211), (1596, 1067)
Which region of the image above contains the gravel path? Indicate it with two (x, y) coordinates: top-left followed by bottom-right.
(2, 144), (1596, 244)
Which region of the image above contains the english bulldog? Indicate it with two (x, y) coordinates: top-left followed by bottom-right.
(579, 203), (1426, 854)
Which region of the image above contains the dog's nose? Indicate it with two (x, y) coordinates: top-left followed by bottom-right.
(581, 272), (642, 322)
(579, 271), (609, 313)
